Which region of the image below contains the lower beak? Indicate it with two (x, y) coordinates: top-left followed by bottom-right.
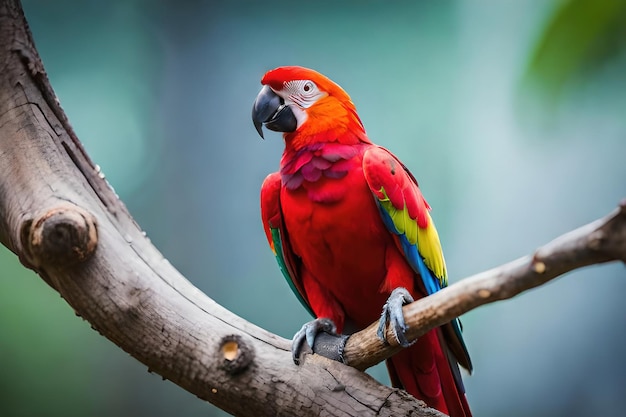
(252, 85), (297, 138)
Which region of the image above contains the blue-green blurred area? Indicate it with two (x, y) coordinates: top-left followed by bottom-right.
(2, 0), (624, 416)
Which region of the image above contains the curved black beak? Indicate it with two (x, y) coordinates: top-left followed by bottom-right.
(252, 85), (297, 139)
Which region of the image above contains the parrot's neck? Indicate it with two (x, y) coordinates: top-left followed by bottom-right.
(283, 128), (369, 152)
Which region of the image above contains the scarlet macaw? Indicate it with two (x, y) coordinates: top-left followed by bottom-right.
(253, 66), (472, 417)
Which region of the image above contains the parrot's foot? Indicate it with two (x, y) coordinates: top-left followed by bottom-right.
(377, 287), (415, 348)
(292, 318), (348, 365)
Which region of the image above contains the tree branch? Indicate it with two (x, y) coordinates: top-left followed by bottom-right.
(340, 202), (626, 370)
(0, 1), (624, 417)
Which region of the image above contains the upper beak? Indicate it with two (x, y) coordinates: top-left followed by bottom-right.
(252, 85), (297, 139)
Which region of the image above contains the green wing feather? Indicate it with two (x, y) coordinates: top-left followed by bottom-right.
(261, 172), (314, 317)
(269, 227), (314, 316)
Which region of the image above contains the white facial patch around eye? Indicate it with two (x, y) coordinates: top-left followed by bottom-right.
(284, 80), (326, 109)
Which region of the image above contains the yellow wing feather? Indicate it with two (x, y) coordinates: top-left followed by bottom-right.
(379, 188), (447, 287)
(417, 212), (447, 285)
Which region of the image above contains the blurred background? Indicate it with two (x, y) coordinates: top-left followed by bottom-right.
(2, 0), (625, 416)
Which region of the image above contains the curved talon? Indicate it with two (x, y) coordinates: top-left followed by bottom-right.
(377, 287), (415, 348)
(291, 317), (338, 365)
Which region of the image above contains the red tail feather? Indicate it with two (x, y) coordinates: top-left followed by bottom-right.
(386, 329), (472, 417)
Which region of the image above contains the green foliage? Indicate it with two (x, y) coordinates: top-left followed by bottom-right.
(524, 0), (626, 97)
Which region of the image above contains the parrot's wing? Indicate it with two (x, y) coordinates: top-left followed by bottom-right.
(260, 172), (314, 317)
(363, 146), (472, 372)
(363, 146), (447, 294)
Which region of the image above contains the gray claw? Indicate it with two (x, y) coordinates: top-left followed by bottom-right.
(292, 318), (338, 365)
(377, 287), (415, 348)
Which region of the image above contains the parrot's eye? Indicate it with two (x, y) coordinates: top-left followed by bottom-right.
(283, 79), (325, 109)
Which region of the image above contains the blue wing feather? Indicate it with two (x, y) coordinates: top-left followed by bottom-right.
(365, 149), (473, 372)
(376, 201), (442, 295)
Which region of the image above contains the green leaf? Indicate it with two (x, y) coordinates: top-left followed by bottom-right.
(524, 0), (626, 97)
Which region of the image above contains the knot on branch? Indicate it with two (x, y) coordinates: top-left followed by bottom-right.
(22, 203), (98, 267)
(590, 200), (626, 263)
(218, 334), (254, 375)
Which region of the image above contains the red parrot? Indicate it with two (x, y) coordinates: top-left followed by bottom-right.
(253, 66), (472, 417)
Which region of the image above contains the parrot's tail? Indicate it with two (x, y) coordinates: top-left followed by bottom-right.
(386, 328), (472, 417)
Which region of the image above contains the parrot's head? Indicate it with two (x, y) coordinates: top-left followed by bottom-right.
(252, 66), (368, 147)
